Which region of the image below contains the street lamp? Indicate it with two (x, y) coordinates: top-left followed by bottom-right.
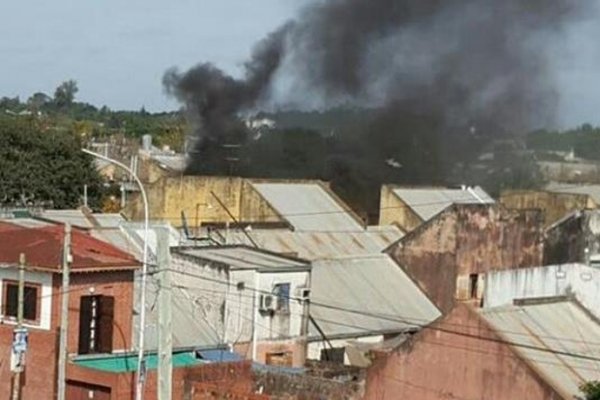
(82, 149), (149, 400)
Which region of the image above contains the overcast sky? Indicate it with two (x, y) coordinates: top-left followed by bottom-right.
(0, 0), (301, 112)
(1, 1), (599, 128)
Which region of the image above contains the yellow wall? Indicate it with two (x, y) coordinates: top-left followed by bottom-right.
(500, 190), (597, 227)
(378, 185), (423, 231)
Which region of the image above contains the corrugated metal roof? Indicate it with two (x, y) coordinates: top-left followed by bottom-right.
(392, 186), (494, 221)
(545, 182), (600, 204)
(309, 254), (441, 339)
(197, 226), (403, 260)
(38, 209), (94, 228)
(250, 182), (364, 232)
(480, 300), (600, 399)
(176, 246), (309, 271)
(0, 222), (139, 271)
(134, 274), (223, 351)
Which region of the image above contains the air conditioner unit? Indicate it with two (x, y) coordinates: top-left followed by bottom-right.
(259, 294), (276, 312)
(295, 287), (311, 301)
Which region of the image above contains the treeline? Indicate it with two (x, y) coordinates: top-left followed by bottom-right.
(0, 80), (186, 151)
(527, 124), (600, 160)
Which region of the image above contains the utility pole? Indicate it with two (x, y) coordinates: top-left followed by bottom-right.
(11, 253), (26, 400)
(156, 226), (172, 400)
(57, 224), (72, 400)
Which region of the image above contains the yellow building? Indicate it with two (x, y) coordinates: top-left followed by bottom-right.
(125, 176), (365, 231)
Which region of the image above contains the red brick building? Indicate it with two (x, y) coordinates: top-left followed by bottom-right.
(0, 222), (139, 399)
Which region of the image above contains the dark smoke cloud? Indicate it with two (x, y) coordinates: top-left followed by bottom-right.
(165, 0), (588, 213)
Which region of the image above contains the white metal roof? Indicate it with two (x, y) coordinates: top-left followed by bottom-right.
(133, 274), (222, 351)
(37, 210), (126, 229)
(196, 225), (403, 260)
(309, 254), (441, 339)
(481, 300), (600, 399)
(392, 186), (494, 221)
(176, 246), (309, 271)
(250, 182), (364, 232)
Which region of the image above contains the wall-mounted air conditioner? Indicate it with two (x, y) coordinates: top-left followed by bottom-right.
(259, 294), (276, 312)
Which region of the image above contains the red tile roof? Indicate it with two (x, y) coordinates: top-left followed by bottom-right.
(0, 222), (140, 272)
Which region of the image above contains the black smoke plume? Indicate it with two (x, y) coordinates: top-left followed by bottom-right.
(165, 0), (587, 217)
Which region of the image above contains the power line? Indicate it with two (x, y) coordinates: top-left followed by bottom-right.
(162, 267), (600, 362)
(167, 284), (600, 373)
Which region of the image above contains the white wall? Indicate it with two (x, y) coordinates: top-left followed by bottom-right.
(307, 335), (384, 364)
(484, 264), (600, 320)
(226, 269), (309, 343)
(166, 254), (309, 349)
(0, 267), (53, 330)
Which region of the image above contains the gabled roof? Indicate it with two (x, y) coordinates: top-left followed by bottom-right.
(250, 181), (364, 232)
(480, 300), (600, 399)
(309, 254), (441, 339)
(0, 222), (140, 272)
(175, 245), (310, 272)
(390, 186), (494, 221)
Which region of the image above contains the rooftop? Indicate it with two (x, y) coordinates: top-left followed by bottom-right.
(175, 245), (310, 272)
(0, 222), (140, 272)
(196, 225), (403, 260)
(250, 181), (364, 232)
(481, 299), (600, 399)
(390, 185), (494, 221)
(309, 254), (441, 339)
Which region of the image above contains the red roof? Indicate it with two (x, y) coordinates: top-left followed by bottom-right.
(0, 222), (140, 272)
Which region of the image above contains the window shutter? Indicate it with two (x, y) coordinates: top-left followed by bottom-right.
(23, 286), (37, 321)
(78, 296), (93, 354)
(5, 284), (18, 317)
(97, 296), (114, 353)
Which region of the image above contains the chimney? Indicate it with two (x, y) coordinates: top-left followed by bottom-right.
(142, 134), (152, 151)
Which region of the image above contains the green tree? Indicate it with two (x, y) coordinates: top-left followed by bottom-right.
(0, 115), (102, 209)
(579, 381), (600, 400)
(53, 80), (79, 109)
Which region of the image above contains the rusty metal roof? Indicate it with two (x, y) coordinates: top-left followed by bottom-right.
(309, 254), (441, 340)
(197, 226), (403, 260)
(480, 300), (600, 399)
(0, 222), (140, 272)
(250, 182), (364, 232)
(391, 186), (494, 221)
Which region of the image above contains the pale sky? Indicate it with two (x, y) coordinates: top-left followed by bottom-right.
(0, 0), (301, 112)
(1, 1), (599, 127)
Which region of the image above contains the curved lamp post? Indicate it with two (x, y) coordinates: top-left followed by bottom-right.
(82, 149), (149, 400)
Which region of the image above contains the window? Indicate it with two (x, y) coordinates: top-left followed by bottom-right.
(3, 281), (40, 323)
(469, 274), (479, 299)
(320, 347), (346, 364)
(266, 351), (293, 367)
(273, 283), (290, 313)
(78, 295), (114, 355)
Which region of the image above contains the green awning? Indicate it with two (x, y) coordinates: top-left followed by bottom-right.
(73, 351), (205, 373)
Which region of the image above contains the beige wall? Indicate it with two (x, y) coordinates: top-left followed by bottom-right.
(239, 180), (283, 224)
(126, 176), (246, 226)
(125, 176), (297, 227)
(500, 190), (597, 227)
(378, 185), (423, 231)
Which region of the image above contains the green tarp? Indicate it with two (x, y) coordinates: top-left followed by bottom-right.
(73, 352), (204, 373)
